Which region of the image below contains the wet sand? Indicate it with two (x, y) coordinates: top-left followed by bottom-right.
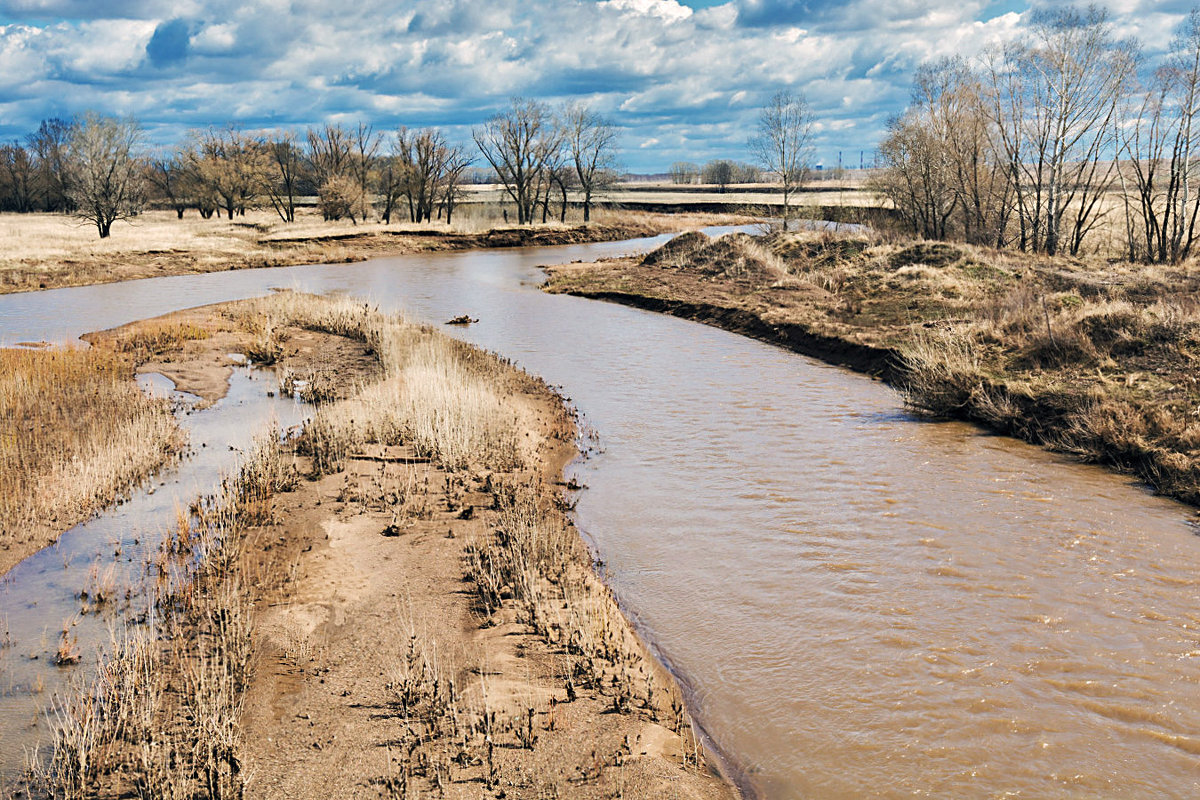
(54, 302), (738, 799)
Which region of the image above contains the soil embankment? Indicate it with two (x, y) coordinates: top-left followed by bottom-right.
(545, 230), (1200, 509)
(24, 295), (736, 800)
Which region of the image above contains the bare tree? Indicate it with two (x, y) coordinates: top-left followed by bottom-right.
(536, 132), (567, 223)
(0, 143), (36, 212)
(65, 113), (145, 238)
(750, 90), (813, 223)
(307, 123), (354, 188)
(186, 127), (266, 220)
(702, 159), (735, 192)
(982, 5), (1135, 255)
(875, 58), (1012, 244)
(546, 152), (575, 223)
(562, 102), (618, 222)
(28, 118), (74, 212)
(873, 109), (958, 239)
(350, 122), (381, 222)
(376, 152), (405, 224)
(474, 98), (562, 225)
(264, 131), (303, 223)
(395, 127), (449, 223)
(147, 151), (191, 218)
(931, 59), (1012, 246)
(1122, 9), (1200, 263)
(307, 123), (374, 222)
(438, 145), (473, 225)
(669, 161), (698, 184)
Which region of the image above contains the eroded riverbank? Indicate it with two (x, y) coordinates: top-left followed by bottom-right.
(544, 230), (1200, 510)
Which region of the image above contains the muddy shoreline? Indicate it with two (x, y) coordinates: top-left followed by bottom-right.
(567, 289), (903, 381)
(15, 296), (738, 799)
(544, 239), (1200, 510)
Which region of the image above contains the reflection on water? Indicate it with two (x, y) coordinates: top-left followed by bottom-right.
(1, 235), (1198, 797)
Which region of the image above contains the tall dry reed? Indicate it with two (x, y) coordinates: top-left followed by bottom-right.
(234, 292), (525, 473)
(0, 346), (183, 550)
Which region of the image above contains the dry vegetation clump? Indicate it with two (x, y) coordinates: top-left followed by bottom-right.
(640, 230), (710, 266)
(644, 231), (789, 284)
(0, 345), (184, 572)
(232, 291), (526, 473)
(771, 234), (871, 271)
(107, 321), (211, 359)
(26, 431), (295, 800)
(887, 242), (964, 270)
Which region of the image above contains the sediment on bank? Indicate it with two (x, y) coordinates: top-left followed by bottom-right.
(0, 210), (750, 295)
(544, 230), (1200, 509)
(23, 293), (736, 800)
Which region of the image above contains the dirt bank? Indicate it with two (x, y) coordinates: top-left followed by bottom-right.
(0, 210), (749, 295)
(25, 295), (736, 800)
(544, 230), (1200, 510)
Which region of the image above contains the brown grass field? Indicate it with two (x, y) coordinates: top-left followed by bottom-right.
(545, 229), (1200, 509)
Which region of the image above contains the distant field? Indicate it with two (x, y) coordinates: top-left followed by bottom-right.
(459, 181), (882, 212)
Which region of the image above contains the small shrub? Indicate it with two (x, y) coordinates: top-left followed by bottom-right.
(889, 242), (963, 270)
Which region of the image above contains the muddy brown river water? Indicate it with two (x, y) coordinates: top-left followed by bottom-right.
(1, 231), (1198, 797)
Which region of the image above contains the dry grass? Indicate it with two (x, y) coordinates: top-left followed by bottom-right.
(0, 203), (513, 264)
(236, 291), (528, 474)
(108, 321), (211, 359)
(0, 346), (183, 567)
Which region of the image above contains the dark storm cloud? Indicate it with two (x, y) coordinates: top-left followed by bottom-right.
(145, 18), (189, 66)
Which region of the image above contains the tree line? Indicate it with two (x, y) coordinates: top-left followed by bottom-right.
(668, 160), (762, 189)
(873, 3), (1200, 263)
(669, 89), (816, 223)
(0, 97), (618, 238)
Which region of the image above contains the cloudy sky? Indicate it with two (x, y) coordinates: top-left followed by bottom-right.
(0, 0), (1194, 171)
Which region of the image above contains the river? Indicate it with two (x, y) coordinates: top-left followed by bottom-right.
(1, 232), (1198, 797)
